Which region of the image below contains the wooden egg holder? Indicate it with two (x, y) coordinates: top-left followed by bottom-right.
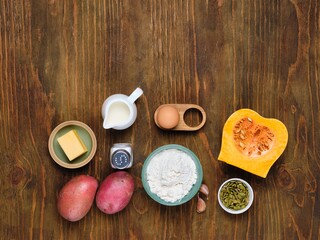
(154, 104), (206, 131)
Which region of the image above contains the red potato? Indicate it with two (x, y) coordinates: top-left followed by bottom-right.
(96, 171), (134, 214)
(57, 175), (98, 222)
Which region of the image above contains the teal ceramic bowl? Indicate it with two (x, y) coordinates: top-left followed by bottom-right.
(142, 144), (203, 206)
(48, 120), (97, 169)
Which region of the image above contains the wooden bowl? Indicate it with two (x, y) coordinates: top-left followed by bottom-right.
(48, 120), (97, 169)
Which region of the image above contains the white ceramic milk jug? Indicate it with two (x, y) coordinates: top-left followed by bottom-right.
(101, 87), (143, 130)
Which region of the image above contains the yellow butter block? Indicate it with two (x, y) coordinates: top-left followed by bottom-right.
(57, 130), (88, 161)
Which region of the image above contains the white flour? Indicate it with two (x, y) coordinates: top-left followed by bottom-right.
(146, 149), (197, 203)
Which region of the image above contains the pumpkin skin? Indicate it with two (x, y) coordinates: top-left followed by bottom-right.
(218, 109), (288, 178)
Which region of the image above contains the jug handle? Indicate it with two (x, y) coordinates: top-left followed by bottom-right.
(128, 87), (143, 103)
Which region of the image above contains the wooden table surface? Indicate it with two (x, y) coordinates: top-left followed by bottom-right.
(1, 0), (319, 239)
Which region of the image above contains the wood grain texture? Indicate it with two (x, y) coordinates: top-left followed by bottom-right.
(0, 0), (319, 239)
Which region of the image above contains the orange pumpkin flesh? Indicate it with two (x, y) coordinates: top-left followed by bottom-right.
(218, 109), (288, 178)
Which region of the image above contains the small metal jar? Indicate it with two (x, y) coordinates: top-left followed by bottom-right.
(110, 143), (133, 169)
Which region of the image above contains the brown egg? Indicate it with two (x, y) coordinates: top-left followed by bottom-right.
(156, 105), (180, 129)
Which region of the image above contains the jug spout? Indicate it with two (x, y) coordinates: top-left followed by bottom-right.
(102, 101), (117, 129)
(102, 100), (111, 129)
(103, 117), (113, 129)
(103, 113), (129, 130)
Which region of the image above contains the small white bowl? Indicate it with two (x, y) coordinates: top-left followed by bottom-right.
(218, 178), (254, 214)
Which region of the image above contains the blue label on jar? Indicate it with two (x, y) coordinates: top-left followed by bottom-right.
(111, 150), (130, 169)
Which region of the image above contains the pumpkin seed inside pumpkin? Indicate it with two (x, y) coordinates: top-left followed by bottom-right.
(233, 117), (274, 157)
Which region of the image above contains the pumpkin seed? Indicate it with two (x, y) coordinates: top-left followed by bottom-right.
(219, 180), (249, 210)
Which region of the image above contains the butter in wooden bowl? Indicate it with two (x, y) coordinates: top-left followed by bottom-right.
(48, 120), (97, 169)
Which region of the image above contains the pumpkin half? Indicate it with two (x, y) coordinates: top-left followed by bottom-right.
(218, 109), (288, 178)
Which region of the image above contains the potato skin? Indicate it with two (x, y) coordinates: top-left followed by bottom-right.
(57, 175), (98, 222)
(96, 171), (134, 214)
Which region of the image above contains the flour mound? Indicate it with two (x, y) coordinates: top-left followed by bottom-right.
(146, 149), (197, 203)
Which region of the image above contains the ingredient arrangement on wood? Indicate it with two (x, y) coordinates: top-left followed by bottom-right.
(49, 89), (289, 221)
